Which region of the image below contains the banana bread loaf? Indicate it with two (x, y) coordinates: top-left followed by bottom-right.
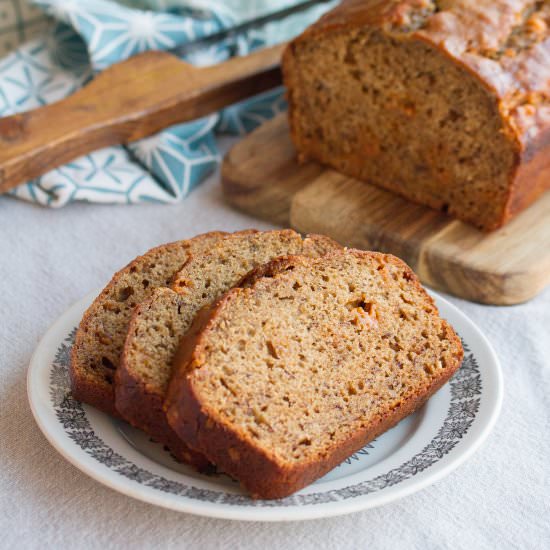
(115, 230), (341, 467)
(282, 0), (550, 230)
(165, 250), (464, 499)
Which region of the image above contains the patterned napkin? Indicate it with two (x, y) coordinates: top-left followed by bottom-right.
(0, 0), (334, 206)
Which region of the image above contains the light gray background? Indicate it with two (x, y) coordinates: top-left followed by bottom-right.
(2, 142), (549, 549)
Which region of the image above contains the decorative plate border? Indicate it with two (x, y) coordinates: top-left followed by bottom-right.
(50, 328), (481, 507)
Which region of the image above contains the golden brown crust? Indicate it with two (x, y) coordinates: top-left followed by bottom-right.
(283, 0), (550, 230)
(165, 250), (463, 499)
(504, 122), (550, 225)
(70, 361), (121, 418)
(115, 347), (212, 471)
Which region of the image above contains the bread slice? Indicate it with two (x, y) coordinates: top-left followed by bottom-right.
(70, 232), (226, 417)
(165, 250), (464, 499)
(115, 229), (341, 466)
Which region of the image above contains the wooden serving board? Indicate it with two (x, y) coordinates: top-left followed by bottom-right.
(222, 114), (550, 305)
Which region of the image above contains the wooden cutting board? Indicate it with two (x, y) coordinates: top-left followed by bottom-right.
(221, 113), (550, 305)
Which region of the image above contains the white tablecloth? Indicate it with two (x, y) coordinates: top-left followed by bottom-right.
(2, 138), (549, 549)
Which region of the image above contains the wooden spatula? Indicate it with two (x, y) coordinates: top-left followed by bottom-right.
(0, 43), (285, 193)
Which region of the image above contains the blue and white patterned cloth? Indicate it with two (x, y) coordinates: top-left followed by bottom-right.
(0, 0), (333, 206)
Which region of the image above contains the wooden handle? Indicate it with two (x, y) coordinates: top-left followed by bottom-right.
(0, 43), (286, 192)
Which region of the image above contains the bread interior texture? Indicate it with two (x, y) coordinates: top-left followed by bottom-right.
(287, 28), (516, 229)
(190, 253), (461, 464)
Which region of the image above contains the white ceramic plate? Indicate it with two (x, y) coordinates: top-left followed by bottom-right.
(28, 290), (502, 521)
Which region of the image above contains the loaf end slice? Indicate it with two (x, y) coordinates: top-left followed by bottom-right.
(70, 232), (226, 416)
(165, 250), (463, 499)
(116, 230), (342, 465)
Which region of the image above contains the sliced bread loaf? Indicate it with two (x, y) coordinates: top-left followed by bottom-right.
(115, 230), (341, 466)
(282, 1), (550, 230)
(70, 232), (226, 417)
(165, 250), (464, 499)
